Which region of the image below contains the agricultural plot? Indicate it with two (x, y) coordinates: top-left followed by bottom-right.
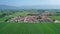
(0, 23), (60, 34)
(0, 10), (60, 34)
(49, 16), (60, 20)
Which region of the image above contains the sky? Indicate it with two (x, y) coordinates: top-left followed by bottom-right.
(0, 0), (60, 7)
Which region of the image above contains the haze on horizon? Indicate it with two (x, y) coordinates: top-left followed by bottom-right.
(0, 0), (60, 7)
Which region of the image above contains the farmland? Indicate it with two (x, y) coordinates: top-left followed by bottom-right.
(0, 9), (60, 34)
(0, 23), (60, 34)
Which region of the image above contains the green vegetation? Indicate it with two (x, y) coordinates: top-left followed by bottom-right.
(0, 9), (60, 34)
(49, 16), (60, 20)
(11, 11), (30, 16)
(0, 23), (60, 34)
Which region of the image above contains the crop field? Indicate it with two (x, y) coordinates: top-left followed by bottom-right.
(0, 10), (60, 34)
(0, 23), (60, 34)
(49, 16), (60, 20)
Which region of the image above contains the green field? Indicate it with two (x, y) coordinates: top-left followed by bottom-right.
(49, 16), (60, 20)
(0, 10), (60, 34)
(0, 23), (60, 34)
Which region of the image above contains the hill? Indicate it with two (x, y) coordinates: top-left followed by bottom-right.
(0, 5), (19, 9)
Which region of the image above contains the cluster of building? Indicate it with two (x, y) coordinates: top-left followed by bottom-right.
(7, 16), (55, 23)
(7, 11), (58, 23)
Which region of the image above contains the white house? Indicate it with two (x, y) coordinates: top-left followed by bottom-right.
(54, 20), (60, 23)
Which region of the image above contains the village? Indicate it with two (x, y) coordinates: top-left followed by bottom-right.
(7, 11), (60, 23)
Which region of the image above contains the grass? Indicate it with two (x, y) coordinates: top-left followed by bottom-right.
(0, 23), (60, 34)
(11, 11), (30, 17)
(0, 11), (60, 34)
(49, 16), (60, 20)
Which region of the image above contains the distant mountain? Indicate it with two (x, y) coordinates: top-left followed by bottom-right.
(0, 5), (60, 9)
(0, 5), (19, 9)
(19, 5), (60, 9)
